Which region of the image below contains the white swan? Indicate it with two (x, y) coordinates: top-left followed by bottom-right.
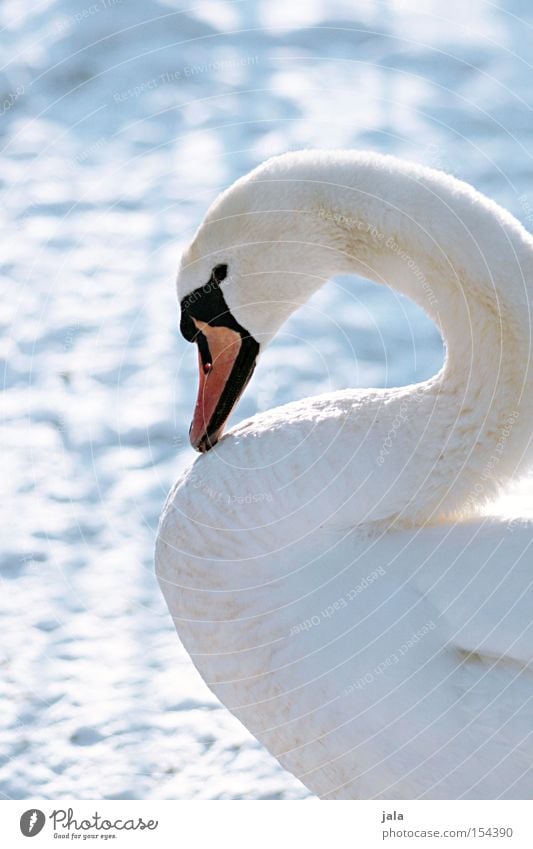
(156, 151), (533, 799)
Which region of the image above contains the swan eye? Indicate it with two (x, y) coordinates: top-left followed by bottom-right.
(213, 264), (227, 282)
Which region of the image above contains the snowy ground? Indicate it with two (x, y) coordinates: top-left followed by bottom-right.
(1, 0), (532, 799)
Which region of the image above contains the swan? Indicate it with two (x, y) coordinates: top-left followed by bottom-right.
(156, 150), (533, 799)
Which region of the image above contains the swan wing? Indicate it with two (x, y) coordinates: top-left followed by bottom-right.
(157, 506), (533, 799)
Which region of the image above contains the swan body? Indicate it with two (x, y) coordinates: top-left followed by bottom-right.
(156, 151), (533, 798)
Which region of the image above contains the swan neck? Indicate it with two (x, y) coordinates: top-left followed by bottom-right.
(297, 157), (533, 515)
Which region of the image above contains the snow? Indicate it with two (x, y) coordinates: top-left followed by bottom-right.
(1, 0), (532, 799)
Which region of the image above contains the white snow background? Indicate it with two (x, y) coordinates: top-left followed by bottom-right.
(1, 0), (532, 799)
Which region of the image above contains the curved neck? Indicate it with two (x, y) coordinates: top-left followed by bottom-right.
(260, 154), (533, 519)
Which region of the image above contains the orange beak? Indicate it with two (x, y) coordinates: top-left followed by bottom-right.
(189, 320), (258, 452)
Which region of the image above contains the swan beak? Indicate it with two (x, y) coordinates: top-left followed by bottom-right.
(189, 321), (258, 452)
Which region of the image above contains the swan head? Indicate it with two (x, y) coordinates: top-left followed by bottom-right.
(179, 257), (261, 453)
(177, 153), (341, 452)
